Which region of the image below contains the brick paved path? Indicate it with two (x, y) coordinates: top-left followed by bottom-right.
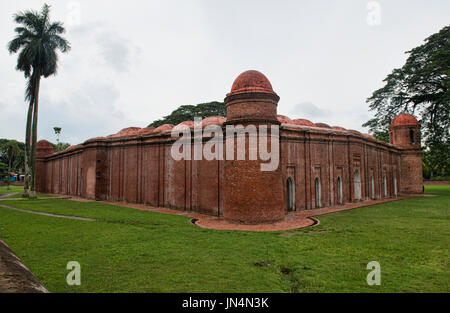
(0, 238), (48, 293)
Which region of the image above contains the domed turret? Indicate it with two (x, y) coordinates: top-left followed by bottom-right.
(36, 140), (55, 157)
(223, 70), (284, 224)
(389, 113), (420, 148)
(389, 113), (423, 194)
(224, 70), (280, 124)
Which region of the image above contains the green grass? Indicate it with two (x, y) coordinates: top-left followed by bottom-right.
(0, 186), (53, 199)
(0, 185), (24, 195)
(0, 186), (448, 293)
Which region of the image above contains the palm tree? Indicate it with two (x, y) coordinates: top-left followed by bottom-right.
(8, 3), (70, 198)
(0, 141), (21, 190)
(54, 126), (62, 150)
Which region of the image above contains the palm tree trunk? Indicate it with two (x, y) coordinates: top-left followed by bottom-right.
(23, 82), (34, 197)
(29, 70), (41, 199)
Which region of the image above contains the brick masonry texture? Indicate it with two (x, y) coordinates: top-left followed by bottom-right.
(35, 70), (423, 224)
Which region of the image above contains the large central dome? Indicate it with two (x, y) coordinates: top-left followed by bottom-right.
(227, 70), (276, 96)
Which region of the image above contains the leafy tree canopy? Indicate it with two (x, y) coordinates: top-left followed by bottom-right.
(364, 25), (450, 176)
(53, 142), (70, 152)
(372, 130), (390, 143)
(8, 3), (70, 196)
(0, 139), (24, 172)
(148, 101), (226, 128)
(0, 162), (7, 174)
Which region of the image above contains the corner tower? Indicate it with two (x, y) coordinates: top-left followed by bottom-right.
(389, 114), (423, 194)
(223, 70), (284, 224)
(35, 140), (55, 193)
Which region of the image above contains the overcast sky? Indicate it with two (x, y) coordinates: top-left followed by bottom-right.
(1, 0), (449, 145)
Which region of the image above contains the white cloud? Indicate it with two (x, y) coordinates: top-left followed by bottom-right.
(291, 102), (331, 119)
(1, 0), (449, 143)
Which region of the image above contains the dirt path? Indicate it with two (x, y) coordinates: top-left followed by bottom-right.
(0, 192), (19, 199)
(0, 195), (72, 201)
(0, 204), (96, 222)
(0, 238), (48, 293)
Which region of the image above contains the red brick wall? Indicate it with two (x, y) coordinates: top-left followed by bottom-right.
(37, 121), (422, 220)
(279, 126), (407, 212)
(223, 128), (284, 224)
(399, 150), (423, 194)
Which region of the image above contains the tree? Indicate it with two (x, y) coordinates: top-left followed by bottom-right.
(8, 4), (71, 198)
(0, 140), (21, 190)
(148, 101), (226, 128)
(0, 162), (8, 186)
(372, 130), (390, 143)
(364, 25), (450, 176)
(0, 139), (25, 172)
(53, 127), (61, 143)
(53, 126), (62, 150)
(53, 142), (70, 152)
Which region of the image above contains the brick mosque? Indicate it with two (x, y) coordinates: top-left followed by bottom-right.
(35, 70), (423, 224)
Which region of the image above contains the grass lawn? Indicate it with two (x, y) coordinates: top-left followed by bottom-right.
(0, 186), (52, 199)
(0, 185), (448, 293)
(0, 185), (25, 195)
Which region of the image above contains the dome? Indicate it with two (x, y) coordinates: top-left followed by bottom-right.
(36, 140), (55, 156)
(332, 126), (346, 131)
(292, 119), (315, 127)
(64, 145), (77, 151)
(277, 115), (293, 124)
(153, 124), (174, 133)
(108, 127), (141, 138)
(227, 70), (276, 96)
(173, 121), (195, 132)
(137, 127), (155, 135)
(390, 114), (419, 128)
(347, 129), (362, 136)
(201, 116), (226, 127)
(36, 140), (53, 149)
(362, 133), (376, 140)
(178, 121), (196, 127)
(315, 122), (331, 129)
(84, 137), (107, 144)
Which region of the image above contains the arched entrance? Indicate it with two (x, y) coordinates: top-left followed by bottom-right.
(286, 177), (295, 212)
(315, 178), (321, 208)
(337, 176), (343, 204)
(354, 170), (361, 201)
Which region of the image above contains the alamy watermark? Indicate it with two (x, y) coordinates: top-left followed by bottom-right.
(66, 261), (81, 286)
(170, 117), (279, 171)
(366, 261), (381, 285)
